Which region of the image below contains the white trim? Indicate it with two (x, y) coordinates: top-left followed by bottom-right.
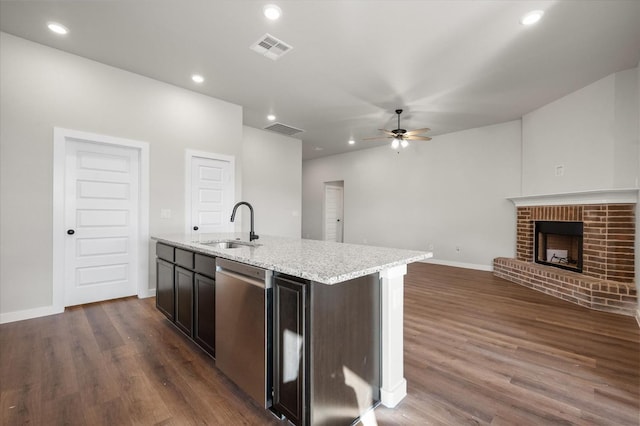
(138, 142), (150, 299)
(139, 288), (156, 299)
(379, 264), (408, 407)
(53, 127), (150, 312)
(184, 149), (235, 235)
(380, 380), (407, 408)
(507, 188), (638, 207)
(635, 309), (640, 328)
(423, 258), (493, 272)
(0, 305), (65, 325)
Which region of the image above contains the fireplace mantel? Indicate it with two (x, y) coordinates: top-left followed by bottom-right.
(507, 188), (638, 207)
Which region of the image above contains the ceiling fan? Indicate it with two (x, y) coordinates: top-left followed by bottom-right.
(363, 109), (431, 149)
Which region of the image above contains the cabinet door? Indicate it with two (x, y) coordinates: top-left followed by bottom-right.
(175, 266), (194, 336)
(273, 276), (307, 426)
(156, 258), (175, 320)
(194, 273), (215, 357)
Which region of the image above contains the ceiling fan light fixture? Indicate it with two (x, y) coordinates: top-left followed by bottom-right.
(401, 139), (409, 148)
(391, 139), (400, 149)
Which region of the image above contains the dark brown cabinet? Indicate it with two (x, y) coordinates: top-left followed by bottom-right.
(194, 273), (215, 356)
(273, 275), (307, 426)
(273, 273), (381, 426)
(175, 266), (194, 336)
(156, 243), (175, 320)
(156, 258), (175, 320)
(155, 242), (216, 357)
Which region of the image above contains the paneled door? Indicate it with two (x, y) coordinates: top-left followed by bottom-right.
(64, 140), (140, 306)
(187, 153), (234, 235)
(324, 184), (344, 242)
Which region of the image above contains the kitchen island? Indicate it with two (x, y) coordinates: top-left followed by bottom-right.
(152, 233), (431, 425)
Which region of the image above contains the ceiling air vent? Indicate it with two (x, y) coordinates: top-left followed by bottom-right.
(264, 122), (304, 136)
(250, 33), (293, 60)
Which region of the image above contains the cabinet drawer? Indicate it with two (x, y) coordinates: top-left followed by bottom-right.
(195, 254), (216, 278)
(156, 243), (174, 262)
(175, 248), (194, 269)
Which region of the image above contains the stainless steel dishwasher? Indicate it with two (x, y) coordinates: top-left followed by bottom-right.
(215, 258), (273, 408)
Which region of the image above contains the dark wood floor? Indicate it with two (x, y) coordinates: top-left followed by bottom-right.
(1, 263), (638, 425)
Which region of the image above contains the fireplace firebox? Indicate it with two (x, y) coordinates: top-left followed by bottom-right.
(534, 221), (583, 273)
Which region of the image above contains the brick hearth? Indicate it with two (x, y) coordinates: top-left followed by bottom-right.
(494, 258), (637, 315)
(494, 202), (637, 316)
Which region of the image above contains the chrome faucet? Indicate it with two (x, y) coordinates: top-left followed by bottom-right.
(230, 201), (259, 241)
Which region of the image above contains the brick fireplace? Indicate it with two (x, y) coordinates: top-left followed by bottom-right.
(494, 190), (637, 316)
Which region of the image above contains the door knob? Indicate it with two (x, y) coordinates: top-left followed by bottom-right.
(67, 229), (75, 235)
(193, 226), (199, 231)
(337, 219), (341, 222)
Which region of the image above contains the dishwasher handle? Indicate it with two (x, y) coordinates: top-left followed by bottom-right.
(216, 268), (269, 289)
(216, 258), (270, 288)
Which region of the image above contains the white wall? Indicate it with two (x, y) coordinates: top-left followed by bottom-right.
(522, 69), (639, 195)
(241, 126), (302, 238)
(302, 121), (522, 269)
(1, 33), (280, 321)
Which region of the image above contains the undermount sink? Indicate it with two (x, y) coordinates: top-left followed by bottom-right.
(199, 240), (260, 249)
(207, 241), (242, 249)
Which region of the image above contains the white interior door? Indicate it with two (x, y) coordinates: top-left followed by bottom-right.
(64, 140), (140, 306)
(324, 184), (344, 242)
(188, 154), (234, 235)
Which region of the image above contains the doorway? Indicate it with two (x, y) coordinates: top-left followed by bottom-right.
(53, 128), (149, 309)
(323, 181), (344, 242)
(185, 150), (235, 235)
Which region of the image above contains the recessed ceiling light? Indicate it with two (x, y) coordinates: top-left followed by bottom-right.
(47, 22), (69, 35)
(313, 146), (323, 151)
(267, 114), (276, 121)
(520, 10), (544, 26)
(191, 74), (204, 83)
(348, 139), (355, 145)
(263, 4), (282, 20)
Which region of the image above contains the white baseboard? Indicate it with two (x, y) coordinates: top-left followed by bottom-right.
(422, 258), (493, 272)
(380, 378), (407, 408)
(138, 288), (156, 299)
(0, 305), (64, 325)
(1, 289), (157, 324)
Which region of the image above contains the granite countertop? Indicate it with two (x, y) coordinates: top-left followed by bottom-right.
(152, 233), (432, 285)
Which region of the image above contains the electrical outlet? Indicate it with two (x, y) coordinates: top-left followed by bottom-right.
(428, 244), (434, 251)
(455, 246), (461, 254)
(555, 164), (564, 176)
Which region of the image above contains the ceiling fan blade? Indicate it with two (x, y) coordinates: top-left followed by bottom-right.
(362, 136), (392, 141)
(378, 129), (397, 136)
(405, 135), (432, 141)
(404, 127), (431, 136)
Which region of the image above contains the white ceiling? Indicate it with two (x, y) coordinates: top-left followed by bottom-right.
(1, 1), (639, 160)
